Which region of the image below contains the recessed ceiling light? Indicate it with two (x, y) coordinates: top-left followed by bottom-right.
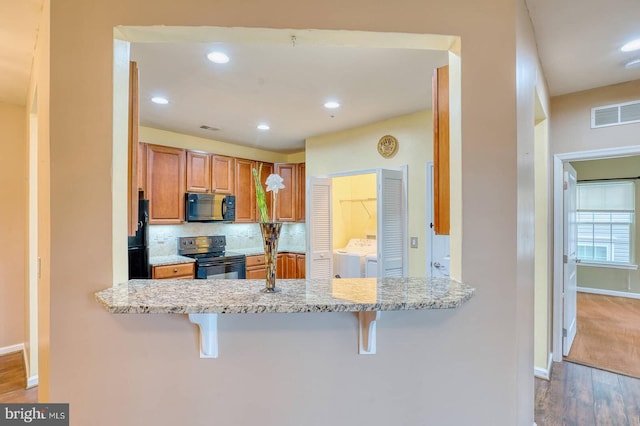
(257, 123), (270, 130)
(625, 58), (640, 69)
(621, 39), (640, 52)
(207, 51), (230, 64)
(324, 101), (340, 109)
(151, 96), (169, 105)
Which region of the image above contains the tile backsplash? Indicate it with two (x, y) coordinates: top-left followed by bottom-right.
(149, 222), (306, 257)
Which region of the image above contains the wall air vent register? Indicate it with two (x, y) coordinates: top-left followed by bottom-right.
(591, 100), (640, 128)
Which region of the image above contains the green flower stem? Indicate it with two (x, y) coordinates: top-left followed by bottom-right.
(252, 164), (269, 223)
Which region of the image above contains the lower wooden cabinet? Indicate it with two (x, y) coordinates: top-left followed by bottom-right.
(246, 254), (267, 279)
(246, 253), (305, 279)
(296, 254), (306, 278)
(152, 262), (195, 280)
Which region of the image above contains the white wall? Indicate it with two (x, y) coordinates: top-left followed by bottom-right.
(46, 1), (540, 424)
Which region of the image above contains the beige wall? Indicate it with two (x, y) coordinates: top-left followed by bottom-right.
(572, 156), (640, 294)
(534, 119), (550, 371)
(308, 111), (429, 276)
(26, 0), (50, 397)
(551, 79), (640, 155)
(46, 0), (541, 424)
(140, 126), (296, 163)
(515, 0), (540, 417)
(0, 102), (27, 349)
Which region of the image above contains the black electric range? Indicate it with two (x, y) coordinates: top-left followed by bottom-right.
(178, 235), (246, 279)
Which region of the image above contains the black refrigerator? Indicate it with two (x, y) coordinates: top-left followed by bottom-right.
(128, 199), (150, 279)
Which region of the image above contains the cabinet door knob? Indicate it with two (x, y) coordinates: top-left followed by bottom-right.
(173, 268), (178, 273)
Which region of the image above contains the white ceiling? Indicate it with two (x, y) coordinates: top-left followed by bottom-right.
(131, 42), (448, 153)
(525, 0), (640, 96)
(3, 1), (640, 146)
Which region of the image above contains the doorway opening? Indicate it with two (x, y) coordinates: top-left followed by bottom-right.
(552, 146), (640, 375)
(307, 167), (408, 280)
(554, 152), (640, 378)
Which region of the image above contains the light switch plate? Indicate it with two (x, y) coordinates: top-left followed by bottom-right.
(410, 237), (418, 248)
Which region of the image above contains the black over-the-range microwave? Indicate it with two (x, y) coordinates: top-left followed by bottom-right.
(185, 193), (236, 222)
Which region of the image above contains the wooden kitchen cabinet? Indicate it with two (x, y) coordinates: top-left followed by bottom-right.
(433, 65), (450, 235)
(296, 253), (306, 278)
(127, 61), (140, 237)
(137, 142), (147, 195)
(274, 163), (305, 222)
(234, 158), (256, 223)
(274, 163), (297, 222)
(246, 254), (267, 279)
(211, 155), (235, 194)
(147, 144), (186, 224)
(152, 262), (194, 279)
(276, 253), (285, 279)
(185, 151), (211, 193)
(285, 253), (297, 278)
(296, 163), (305, 222)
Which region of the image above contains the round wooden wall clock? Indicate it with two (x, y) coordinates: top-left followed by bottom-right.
(377, 135), (398, 158)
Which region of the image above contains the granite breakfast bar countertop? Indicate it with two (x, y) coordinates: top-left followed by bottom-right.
(94, 277), (474, 314)
(95, 277), (474, 358)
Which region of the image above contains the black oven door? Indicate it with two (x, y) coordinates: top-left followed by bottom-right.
(196, 256), (246, 279)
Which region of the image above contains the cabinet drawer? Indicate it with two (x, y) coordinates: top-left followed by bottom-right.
(152, 263), (195, 279)
(246, 255), (266, 267)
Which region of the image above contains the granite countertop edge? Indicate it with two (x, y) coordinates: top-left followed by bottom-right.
(94, 278), (475, 315)
(149, 255), (196, 266)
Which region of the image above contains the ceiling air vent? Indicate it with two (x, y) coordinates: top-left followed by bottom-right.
(591, 100), (640, 128)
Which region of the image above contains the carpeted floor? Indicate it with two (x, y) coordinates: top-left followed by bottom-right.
(565, 292), (640, 379)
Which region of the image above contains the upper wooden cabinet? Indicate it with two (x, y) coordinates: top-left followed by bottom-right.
(234, 158), (256, 223)
(296, 162), (306, 222)
(275, 162), (306, 222)
(211, 155), (235, 194)
(137, 142), (147, 196)
(185, 151), (211, 193)
(433, 65), (450, 235)
(127, 61), (139, 237)
(147, 144), (186, 224)
(185, 152), (235, 195)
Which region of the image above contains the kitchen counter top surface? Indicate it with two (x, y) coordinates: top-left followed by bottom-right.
(233, 245), (306, 256)
(149, 255), (196, 267)
(95, 277), (474, 314)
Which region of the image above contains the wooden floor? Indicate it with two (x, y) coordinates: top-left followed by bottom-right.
(0, 351), (38, 403)
(565, 293), (640, 378)
(536, 361), (640, 425)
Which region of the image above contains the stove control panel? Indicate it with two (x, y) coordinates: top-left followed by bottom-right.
(178, 235), (226, 255)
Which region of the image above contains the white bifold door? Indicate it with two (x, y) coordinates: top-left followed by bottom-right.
(307, 169), (407, 279)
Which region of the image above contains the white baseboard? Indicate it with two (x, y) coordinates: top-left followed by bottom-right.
(27, 375), (38, 388)
(0, 343), (24, 356)
(578, 286), (640, 299)
(534, 352), (553, 380)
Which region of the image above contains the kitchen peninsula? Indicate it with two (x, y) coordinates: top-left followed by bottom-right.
(95, 277), (474, 357)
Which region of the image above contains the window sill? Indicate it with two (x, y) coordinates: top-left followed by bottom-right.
(577, 261), (638, 270)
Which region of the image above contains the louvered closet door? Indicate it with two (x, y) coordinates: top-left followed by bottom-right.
(308, 177), (332, 279)
(377, 169), (407, 277)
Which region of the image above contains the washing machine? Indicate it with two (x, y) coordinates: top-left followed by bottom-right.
(333, 239), (377, 278)
(365, 254), (378, 278)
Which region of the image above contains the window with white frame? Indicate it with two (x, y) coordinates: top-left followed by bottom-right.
(576, 180), (635, 265)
